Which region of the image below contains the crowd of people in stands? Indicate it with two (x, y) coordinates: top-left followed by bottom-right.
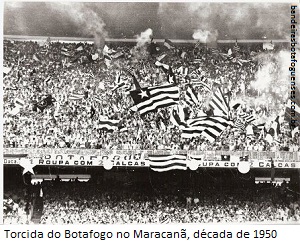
(3, 188), (32, 224)
(3, 39), (299, 151)
(36, 180), (299, 224)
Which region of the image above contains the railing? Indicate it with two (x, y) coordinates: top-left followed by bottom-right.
(3, 148), (300, 162)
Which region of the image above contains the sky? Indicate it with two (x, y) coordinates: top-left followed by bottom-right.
(3, 1), (292, 41)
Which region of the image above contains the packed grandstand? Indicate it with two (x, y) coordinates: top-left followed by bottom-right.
(3, 36), (300, 224)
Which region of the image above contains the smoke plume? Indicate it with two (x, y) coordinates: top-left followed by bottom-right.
(192, 29), (218, 43)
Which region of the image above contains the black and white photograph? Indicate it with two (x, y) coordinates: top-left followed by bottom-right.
(2, 1), (300, 226)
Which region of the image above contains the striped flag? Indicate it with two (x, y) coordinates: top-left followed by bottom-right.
(177, 66), (189, 76)
(61, 47), (73, 57)
(239, 113), (256, 124)
(191, 78), (211, 92)
(234, 118), (246, 131)
(209, 87), (230, 117)
(182, 116), (233, 142)
(194, 40), (201, 49)
(164, 39), (175, 49)
(69, 93), (85, 100)
(233, 41), (240, 54)
(170, 106), (187, 129)
(148, 153), (187, 172)
(130, 83), (179, 115)
(98, 118), (120, 131)
(185, 85), (198, 106)
(211, 48), (219, 55)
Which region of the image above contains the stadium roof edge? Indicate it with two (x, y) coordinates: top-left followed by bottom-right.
(3, 35), (289, 44)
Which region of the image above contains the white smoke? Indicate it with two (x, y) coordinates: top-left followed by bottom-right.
(135, 28), (153, 48)
(158, 2), (290, 39)
(49, 2), (107, 47)
(131, 28), (153, 59)
(192, 29), (218, 43)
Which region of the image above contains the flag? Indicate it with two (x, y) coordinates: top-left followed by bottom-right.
(233, 40), (240, 54)
(234, 118), (246, 131)
(182, 116), (233, 142)
(33, 54), (41, 61)
(157, 54), (167, 62)
(155, 61), (170, 72)
(130, 83), (179, 115)
(112, 72), (131, 92)
(125, 68), (141, 90)
(185, 85), (199, 106)
(177, 66), (189, 76)
(211, 48), (219, 55)
(239, 112), (256, 124)
(167, 66), (176, 84)
(103, 44), (116, 55)
(268, 116), (281, 139)
(164, 39), (175, 49)
(111, 51), (124, 59)
(75, 43), (84, 51)
(240, 155), (249, 162)
(191, 79), (211, 93)
(104, 54), (112, 67)
(194, 40), (201, 49)
(170, 106), (187, 129)
(61, 47), (73, 57)
(221, 155), (230, 161)
(9, 98), (24, 115)
(148, 154), (187, 172)
(69, 93), (85, 100)
(98, 119), (120, 131)
(209, 87), (230, 117)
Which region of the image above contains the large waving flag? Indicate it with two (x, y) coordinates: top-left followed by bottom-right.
(209, 87), (230, 118)
(170, 106), (187, 129)
(185, 85), (199, 106)
(182, 116), (233, 142)
(130, 83), (179, 115)
(148, 153), (187, 172)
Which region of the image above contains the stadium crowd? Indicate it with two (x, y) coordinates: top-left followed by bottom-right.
(37, 180), (299, 224)
(3, 188), (33, 224)
(3, 39), (299, 151)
